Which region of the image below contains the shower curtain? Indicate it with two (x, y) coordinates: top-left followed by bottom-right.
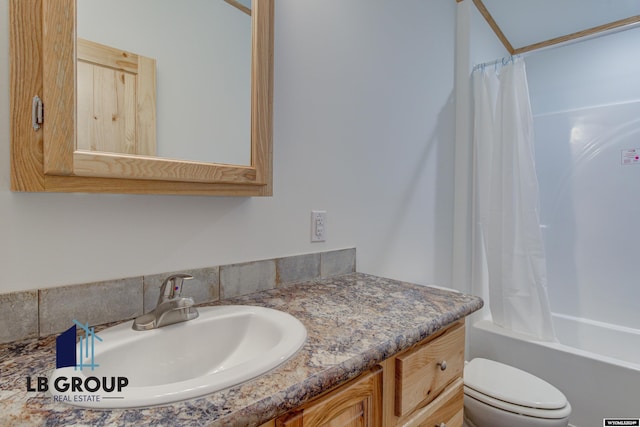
(472, 57), (556, 341)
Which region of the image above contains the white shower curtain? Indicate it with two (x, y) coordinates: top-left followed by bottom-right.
(472, 57), (556, 341)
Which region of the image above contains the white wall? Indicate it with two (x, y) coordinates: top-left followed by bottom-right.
(451, 1), (508, 295)
(0, 0), (457, 293)
(468, 2), (509, 68)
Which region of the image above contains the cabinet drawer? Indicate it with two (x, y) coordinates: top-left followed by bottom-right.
(400, 378), (464, 427)
(394, 323), (464, 417)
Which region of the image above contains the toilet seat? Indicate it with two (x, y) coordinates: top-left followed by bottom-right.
(464, 358), (571, 419)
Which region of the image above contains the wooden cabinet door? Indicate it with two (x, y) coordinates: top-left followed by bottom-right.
(401, 378), (464, 427)
(277, 366), (383, 427)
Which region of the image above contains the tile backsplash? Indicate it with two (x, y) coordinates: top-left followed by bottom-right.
(39, 277), (144, 337)
(220, 260), (276, 300)
(0, 290), (38, 344)
(0, 248), (356, 344)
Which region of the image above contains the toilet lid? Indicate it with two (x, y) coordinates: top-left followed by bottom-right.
(464, 358), (568, 410)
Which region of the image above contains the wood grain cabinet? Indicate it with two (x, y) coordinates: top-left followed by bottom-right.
(10, 0), (274, 196)
(276, 366), (383, 427)
(386, 321), (465, 427)
(270, 321), (465, 427)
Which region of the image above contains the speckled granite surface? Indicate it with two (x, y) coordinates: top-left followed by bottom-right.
(0, 273), (483, 427)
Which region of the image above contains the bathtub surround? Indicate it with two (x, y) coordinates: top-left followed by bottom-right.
(0, 273), (482, 426)
(529, 96), (640, 332)
(0, 248), (355, 344)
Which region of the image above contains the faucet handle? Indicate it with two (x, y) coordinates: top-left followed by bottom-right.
(159, 274), (194, 302)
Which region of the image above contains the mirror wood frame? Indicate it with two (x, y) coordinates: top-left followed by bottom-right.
(10, 0), (273, 196)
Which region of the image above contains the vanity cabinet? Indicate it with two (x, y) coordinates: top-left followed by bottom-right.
(271, 320), (465, 427)
(276, 365), (383, 427)
(385, 321), (465, 426)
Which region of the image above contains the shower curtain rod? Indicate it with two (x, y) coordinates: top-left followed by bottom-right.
(472, 55), (522, 72)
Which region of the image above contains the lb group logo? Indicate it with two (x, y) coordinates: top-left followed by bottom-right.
(26, 320), (129, 404)
(56, 320), (102, 371)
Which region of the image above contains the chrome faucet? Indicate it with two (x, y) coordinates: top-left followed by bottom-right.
(132, 274), (199, 331)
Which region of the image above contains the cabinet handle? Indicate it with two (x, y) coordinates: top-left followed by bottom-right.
(437, 360), (447, 371)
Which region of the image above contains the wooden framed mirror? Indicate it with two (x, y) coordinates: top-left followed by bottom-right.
(10, 0), (273, 196)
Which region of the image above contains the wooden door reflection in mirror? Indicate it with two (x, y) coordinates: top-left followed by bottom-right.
(77, 0), (252, 166)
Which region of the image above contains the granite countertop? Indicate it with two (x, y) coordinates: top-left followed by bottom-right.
(0, 272), (483, 427)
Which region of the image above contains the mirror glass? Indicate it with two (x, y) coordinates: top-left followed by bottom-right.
(77, 0), (252, 166)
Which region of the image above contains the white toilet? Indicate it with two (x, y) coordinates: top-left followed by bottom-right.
(463, 358), (571, 427)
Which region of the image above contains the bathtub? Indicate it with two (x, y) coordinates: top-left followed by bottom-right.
(467, 314), (640, 427)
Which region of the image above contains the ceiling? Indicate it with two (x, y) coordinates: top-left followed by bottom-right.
(224, 0), (252, 15)
(474, 0), (640, 54)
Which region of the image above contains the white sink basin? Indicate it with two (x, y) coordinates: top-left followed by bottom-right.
(49, 305), (307, 408)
